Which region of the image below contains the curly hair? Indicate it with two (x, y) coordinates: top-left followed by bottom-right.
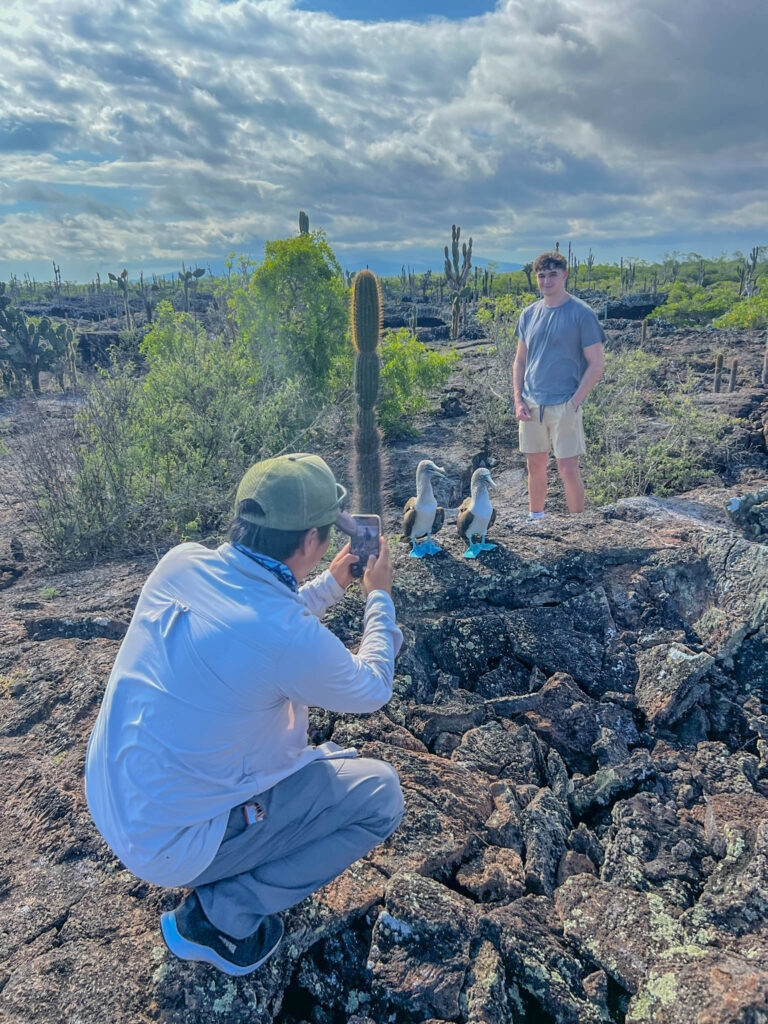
(533, 251), (568, 273)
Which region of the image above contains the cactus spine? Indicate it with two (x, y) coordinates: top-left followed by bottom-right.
(351, 270), (383, 517)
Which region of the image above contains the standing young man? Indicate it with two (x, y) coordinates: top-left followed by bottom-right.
(85, 453), (404, 976)
(513, 251), (605, 516)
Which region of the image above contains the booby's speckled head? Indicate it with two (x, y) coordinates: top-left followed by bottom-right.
(416, 459), (447, 480)
(471, 467), (497, 491)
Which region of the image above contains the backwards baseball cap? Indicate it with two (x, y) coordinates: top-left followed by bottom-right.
(235, 453), (357, 535)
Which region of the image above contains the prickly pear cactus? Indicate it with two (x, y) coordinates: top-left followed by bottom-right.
(351, 270), (383, 517)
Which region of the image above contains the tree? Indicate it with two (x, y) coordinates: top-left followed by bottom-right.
(230, 232), (348, 393)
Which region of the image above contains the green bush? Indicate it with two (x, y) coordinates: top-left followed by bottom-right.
(12, 304), (323, 559)
(225, 232), (348, 395)
(713, 294), (768, 329)
(584, 350), (735, 505)
(377, 329), (458, 437)
(649, 281), (740, 326)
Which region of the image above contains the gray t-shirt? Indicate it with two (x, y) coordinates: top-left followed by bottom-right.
(515, 295), (605, 405)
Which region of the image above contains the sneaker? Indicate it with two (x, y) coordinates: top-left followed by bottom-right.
(160, 891), (283, 976)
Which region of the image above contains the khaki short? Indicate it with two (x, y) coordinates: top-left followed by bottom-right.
(518, 399), (586, 458)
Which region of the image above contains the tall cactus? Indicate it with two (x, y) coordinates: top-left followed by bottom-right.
(108, 268), (133, 328)
(713, 353), (724, 393)
(351, 270), (383, 517)
(444, 224), (473, 340)
(299, 210), (309, 235)
(444, 224), (473, 294)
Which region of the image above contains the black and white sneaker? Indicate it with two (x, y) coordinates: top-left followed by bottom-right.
(160, 891), (283, 976)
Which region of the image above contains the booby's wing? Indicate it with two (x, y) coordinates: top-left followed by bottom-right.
(456, 497), (472, 541)
(433, 506), (445, 535)
(489, 506), (497, 531)
(402, 498), (417, 540)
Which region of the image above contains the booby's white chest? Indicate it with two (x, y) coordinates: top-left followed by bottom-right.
(468, 490), (493, 534)
(412, 495), (438, 537)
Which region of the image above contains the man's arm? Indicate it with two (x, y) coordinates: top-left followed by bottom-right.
(513, 339), (531, 421)
(281, 592), (402, 714)
(571, 342), (605, 410)
(299, 542), (359, 619)
(283, 537), (402, 714)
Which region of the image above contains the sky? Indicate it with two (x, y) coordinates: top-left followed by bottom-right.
(0, 0), (765, 282)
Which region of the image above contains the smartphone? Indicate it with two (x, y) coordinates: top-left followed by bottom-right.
(349, 514), (381, 578)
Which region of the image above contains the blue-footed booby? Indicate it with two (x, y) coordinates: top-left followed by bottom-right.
(402, 459), (447, 558)
(457, 467), (497, 558)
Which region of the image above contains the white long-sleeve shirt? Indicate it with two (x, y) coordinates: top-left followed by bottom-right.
(85, 542), (402, 887)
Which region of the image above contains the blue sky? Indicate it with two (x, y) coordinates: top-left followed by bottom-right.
(0, 0), (766, 282)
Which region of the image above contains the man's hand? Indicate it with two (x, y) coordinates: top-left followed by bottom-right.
(515, 399), (531, 421)
(328, 542), (359, 590)
(362, 536), (393, 597)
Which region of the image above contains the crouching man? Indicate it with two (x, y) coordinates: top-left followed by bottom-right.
(85, 454), (404, 976)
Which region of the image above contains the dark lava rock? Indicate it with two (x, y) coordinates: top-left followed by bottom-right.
(369, 870), (476, 1021)
(480, 895), (611, 1023)
(635, 642), (714, 729)
(520, 787), (572, 895)
(452, 720), (547, 787)
(4, 480), (768, 1022)
(570, 749), (658, 819)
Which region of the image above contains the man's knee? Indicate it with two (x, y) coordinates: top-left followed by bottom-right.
(556, 456), (581, 482)
(368, 760), (404, 835)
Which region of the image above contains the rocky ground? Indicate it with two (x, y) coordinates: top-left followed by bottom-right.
(2, 319), (768, 1023)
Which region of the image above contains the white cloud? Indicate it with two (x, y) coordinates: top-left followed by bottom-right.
(0, 0), (765, 276)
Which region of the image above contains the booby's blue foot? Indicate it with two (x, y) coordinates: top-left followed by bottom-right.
(479, 534), (496, 551)
(463, 543), (482, 559)
(409, 541), (428, 558)
(423, 538), (442, 554)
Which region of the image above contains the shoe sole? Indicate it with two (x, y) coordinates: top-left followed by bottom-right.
(160, 912), (283, 977)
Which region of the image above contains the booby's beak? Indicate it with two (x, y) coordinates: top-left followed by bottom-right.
(431, 465), (447, 478)
(486, 475), (497, 489)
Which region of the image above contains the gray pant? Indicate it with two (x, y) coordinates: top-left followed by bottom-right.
(187, 756), (404, 938)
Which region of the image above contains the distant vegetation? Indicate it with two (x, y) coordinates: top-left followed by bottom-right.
(0, 235), (765, 560)
(0, 232), (456, 560)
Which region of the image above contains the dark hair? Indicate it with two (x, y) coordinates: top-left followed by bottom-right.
(533, 251), (568, 273)
(228, 500), (331, 562)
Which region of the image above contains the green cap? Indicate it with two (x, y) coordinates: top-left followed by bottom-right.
(235, 453), (356, 534)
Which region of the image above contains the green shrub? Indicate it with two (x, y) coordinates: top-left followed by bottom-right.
(10, 304), (324, 559)
(377, 329), (458, 437)
(713, 294), (768, 329)
(225, 232), (348, 395)
(649, 281), (740, 326)
(584, 350), (735, 504)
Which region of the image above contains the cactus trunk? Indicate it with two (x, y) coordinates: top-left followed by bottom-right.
(355, 406), (382, 517)
(351, 270), (383, 517)
(713, 353), (723, 393)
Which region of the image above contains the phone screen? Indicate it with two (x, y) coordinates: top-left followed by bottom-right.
(349, 514), (381, 577)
